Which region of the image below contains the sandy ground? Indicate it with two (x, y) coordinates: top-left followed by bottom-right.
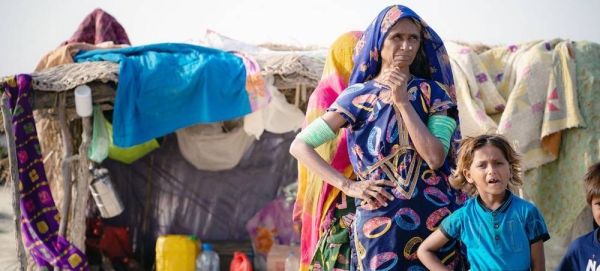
(0, 183), (19, 271)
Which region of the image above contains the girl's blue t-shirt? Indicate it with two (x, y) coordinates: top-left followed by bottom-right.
(440, 191), (550, 271)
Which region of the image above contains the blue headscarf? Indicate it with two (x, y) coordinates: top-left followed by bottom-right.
(349, 4), (461, 168)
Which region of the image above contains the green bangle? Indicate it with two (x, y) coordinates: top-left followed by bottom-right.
(427, 115), (457, 155)
(297, 117), (337, 148)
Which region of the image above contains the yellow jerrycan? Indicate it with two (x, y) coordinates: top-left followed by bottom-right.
(155, 235), (201, 271)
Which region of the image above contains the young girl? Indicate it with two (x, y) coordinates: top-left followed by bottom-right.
(417, 134), (550, 271)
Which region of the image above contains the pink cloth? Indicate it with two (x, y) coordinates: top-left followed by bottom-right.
(61, 8), (131, 46)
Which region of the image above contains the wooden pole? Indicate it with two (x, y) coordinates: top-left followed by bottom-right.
(55, 93), (72, 271)
(57, 92), (72, 237)
(0, 93), (27, 270)
(69, 114), (92, 252)
(294, 84), (300, 108)
(54, 90), (94, 266)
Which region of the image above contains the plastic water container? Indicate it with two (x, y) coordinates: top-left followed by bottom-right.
(156, 235), (201, 271)
(74, 84), (93, 117)
(197, 243), (220, 271)
(284, 251), (299, 271)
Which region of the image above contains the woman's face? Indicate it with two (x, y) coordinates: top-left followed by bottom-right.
(380, 18), (421, 71)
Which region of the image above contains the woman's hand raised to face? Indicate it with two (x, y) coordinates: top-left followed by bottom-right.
(342, 179), (396, 208)
(382, 65), (412, 106)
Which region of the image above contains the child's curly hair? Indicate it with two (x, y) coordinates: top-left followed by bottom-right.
(583, 162), (600, 205)
(449, 134), (523, 197)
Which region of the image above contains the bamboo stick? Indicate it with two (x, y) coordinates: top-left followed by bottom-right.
(294, 84), (300, 108)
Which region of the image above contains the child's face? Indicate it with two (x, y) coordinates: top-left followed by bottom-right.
(592, 196), (600, 227)
(463, 144), (511, 197)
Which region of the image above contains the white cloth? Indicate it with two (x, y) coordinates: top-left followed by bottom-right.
(176, 121), (255, 171)
(244, 74), (305, 139)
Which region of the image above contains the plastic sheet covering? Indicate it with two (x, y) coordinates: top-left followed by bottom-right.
(97, 131), (298, 267)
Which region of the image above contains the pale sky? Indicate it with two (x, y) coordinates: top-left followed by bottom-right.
(2, 0), (599, 77)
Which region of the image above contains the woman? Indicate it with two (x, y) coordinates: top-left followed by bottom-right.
(290, 5), (466, 270)
(294, 31), (362, 271)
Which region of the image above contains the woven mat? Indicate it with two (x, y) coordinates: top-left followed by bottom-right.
(1, 53), (323, 94)
(255, 54), (324, 89)
(1, 61), (120, 92)
(0, 52), (325, 100)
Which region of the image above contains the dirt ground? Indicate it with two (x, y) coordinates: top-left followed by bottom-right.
(0, 183), (19, 271)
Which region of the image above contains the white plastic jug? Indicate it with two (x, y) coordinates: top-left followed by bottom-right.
(196, 243), (220, 271)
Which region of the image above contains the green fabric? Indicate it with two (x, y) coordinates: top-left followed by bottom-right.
(309, 196), (354, 271)
(89, 105), (110, 163)
(524, 41), (600, 236)
(106, 120), (160, 164)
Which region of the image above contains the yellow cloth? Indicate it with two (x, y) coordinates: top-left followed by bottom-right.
(445, 41), (506, 136)
(293, 31), (361, 271)
(35, 42), (128, 72)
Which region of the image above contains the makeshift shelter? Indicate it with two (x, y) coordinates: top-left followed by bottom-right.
(3, 51), (326, 267)
(1, 55), (324, 271)
(0, 9), (326, 271)
(3, 8), (600, 271)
